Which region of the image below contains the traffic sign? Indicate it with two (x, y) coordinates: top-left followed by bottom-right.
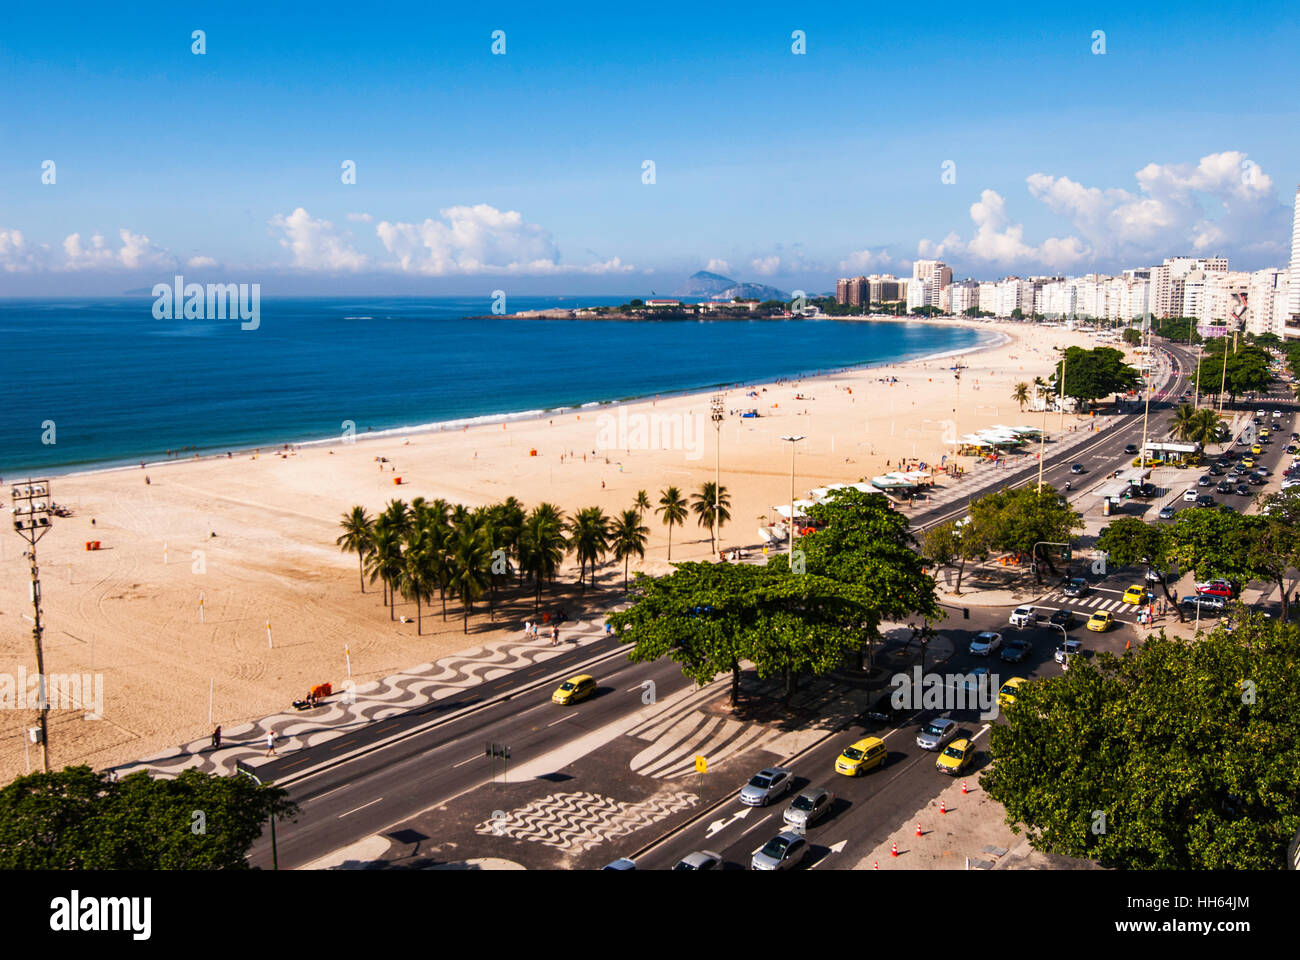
(695, 755), (707, 774)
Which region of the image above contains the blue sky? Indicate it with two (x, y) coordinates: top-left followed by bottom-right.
(2, 0), (1299, 295)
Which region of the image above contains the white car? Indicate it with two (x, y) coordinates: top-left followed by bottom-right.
(969, 631), (1003, 656)
(1183, 488), (1198, 502)
(1008, 606), (1037, 628)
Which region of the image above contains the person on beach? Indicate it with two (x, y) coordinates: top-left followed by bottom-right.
(524, 620), (532, 637)
(265, 731), (275, 756)
(550, 625), (559, 646)
(211, 725), (222, 751)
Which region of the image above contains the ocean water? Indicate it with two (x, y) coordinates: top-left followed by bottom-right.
(0, 297), (992, 476)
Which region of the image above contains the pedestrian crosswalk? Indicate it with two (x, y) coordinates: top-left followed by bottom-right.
(1037, 592), (1146, 617)
(626, 687), (782, 780)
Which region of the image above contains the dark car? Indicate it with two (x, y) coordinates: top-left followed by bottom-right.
(1207, 465), (1224, 476)
(1062, 577), (1089, 597)
(1124, 444), (1139, 455)
(1158, 505), (1176, 519)
(1049, 608), (1076, 629)
(1236, 484), (1252, 496)
(1218, 503), (1237, 513)
(1216, 481), (1233, 494)
(1247, 473), (1265, 486)
(1000, 637), (1032, 663)
(1230, 464), (1246, 476)
(1195, 494), (1215, 508)
(1137, 483), (1156, 498)
(1070, 463), (1085, 475)
(1197, 475), (1212, 487)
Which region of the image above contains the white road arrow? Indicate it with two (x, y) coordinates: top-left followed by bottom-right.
(827, 840), (847, 854)
(704, 807), (751, 838)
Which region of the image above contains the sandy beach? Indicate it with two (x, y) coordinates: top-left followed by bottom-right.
(0, 317), (1110, 782)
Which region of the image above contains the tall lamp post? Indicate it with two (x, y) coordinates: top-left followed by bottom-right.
(711, 395), (724, 553)
(779, 435), (805, 559)
(1057, 347), (1068, 434)
(12, 479), (53, 773)
(1140, 321), (1153, 474)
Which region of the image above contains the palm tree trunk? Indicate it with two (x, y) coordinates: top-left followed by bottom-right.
(416, 596), (422, 635)
(358, 554), (365, 593)
(624, 556), (629, 592)
(389, 580), (395, 620)
(667, 525), (673, 562)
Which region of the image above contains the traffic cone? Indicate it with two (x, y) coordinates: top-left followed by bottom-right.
(891, 841), (899, 857)
(940, 800), (947, 814)
(916, 822), (923, 836)
(873, 860), (879, 870)
(962, 781), (968, 794)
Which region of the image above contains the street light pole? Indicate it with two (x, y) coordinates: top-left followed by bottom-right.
(1141, 322), (1153, 474)
(780, 436), (805, 559)
(1058, 348), (1068, 434)
(11, 479), (53, 773)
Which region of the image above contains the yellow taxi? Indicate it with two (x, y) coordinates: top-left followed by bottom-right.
(1121, 584), (1148, 604)
(998, 677), (1027, 708)
(1259, 428), (1270, 438)
(936, 738), (975, 775)
(1087, 610), (1114, 632)
(1250, 444), (1263, 455)
(835, 736), (887, 777)
(1242, 457), (1256, 468)
(551, 674), (596, 705)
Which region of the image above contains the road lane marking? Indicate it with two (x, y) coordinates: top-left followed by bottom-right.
(338, 797), (382, 818)
(452, 755), (480, 768)
(547, 713), (578, 728)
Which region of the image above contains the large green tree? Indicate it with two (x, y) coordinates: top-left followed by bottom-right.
(1095, 517), (1183, 620)
(982, 614), (1300, 869)
(970, 486), (1083, 582)
(0, 766), (296, 869)
(1053, 346), (1140, 408)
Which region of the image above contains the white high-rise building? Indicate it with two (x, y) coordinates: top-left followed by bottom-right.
(1247, 268), (1288, 337)
(1289, 186), (1300, 324)
(978, 282), (999, 314)
(949, 280), (979, 315)
(906, 278), (930, 312)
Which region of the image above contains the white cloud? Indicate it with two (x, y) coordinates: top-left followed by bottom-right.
(376, 204), (633, 275)
(268, 207), (368, 271)
(62, 229), (174, 271)
(749, 255), (780, 276)
(0, 228), (49, 272)
(1025, 151), (1286, 263)
(919, 189), (1089, 270)
(705, 258), (732, 275)
(186, 255), (219, 268)
(837, 248), (893, 273)
(346, 212), (374, 223)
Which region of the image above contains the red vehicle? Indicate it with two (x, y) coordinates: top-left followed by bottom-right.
(1195, 581), (1235, 599)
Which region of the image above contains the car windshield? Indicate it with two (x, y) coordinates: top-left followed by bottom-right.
(841, 747), (864, 761)
(922, 723), (946, 736)
(559, 682), (575, 691)
(977, 634), (993, 642)
(942, 745), (965, 759)
(672, 861), (699, 870)
(748, 774), (772, 788)
(792, 795), (816, 811)
(760, 838), (789, 858)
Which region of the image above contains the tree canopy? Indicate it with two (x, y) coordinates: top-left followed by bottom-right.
(0, 766), (295, 869)
(1053, 346), (1140, 407)
(982, 613), (1300, 869)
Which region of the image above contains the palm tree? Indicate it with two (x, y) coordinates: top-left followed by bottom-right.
(610, 509), (649, 591)
(691, 482), (731, 553)
(656, 486), (688, 561)
(335, 506), (374, 593)
(364, 519), (404, 619)
(1168, 403), (1199, 443)
(448, 524), (492, 633)
(520, 507), (566, 614)
(1188, 408), (1226, 450)
(398, 527), (434, 634)
(381, 499), (412, 539)
(633, 490), (651, 518)
(1011, 382), (1030, 412)
(567, 506), (610, 591)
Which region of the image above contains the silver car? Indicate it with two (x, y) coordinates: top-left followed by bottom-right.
(969, 631), (1002, 656)
(916, 716), (957, 751)
(672, 850), (722, 871)
(739, 767), (794, 806)
(750, 831), (808, 871)
(783, 787), (834, 829)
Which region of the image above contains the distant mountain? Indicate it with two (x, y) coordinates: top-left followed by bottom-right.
(673, 270), (735, 297)
(673, 270), (789, 301)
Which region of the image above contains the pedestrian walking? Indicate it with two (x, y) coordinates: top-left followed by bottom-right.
(1172, 588), (1178, 604)
(524, 619), (532, 637)
(550, 625), (559, 646)
(211, 725), (222, 751)
(265, 731), (275, 756)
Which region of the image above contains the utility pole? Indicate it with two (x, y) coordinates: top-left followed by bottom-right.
(11, 479), (53, 773)
(1058, 348), (1068, 433)
(952, 360), (966, 462)
(780, 436), (805, 559)
(1141, 321), (1153, 473)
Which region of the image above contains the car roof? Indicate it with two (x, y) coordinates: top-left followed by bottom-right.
(1089, 610), (1110, 618)
(796, 786), (829, 799)
(567, 674), (594, 683)
(680, 850), (721, 865)
(1002, 677), (1026, 687)
(849, 737), (884, 750)
(947, 738), (972, 749)
(757, 766), (789, 777)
